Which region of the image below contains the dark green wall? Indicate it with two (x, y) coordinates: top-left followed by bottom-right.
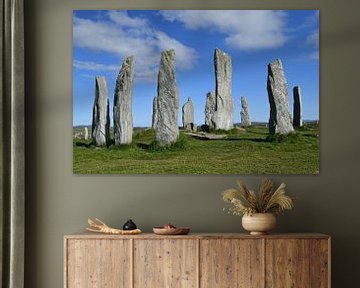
(24, 0), (360, 287)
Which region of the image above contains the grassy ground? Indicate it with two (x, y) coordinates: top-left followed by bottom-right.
(73, 124), (319, 174)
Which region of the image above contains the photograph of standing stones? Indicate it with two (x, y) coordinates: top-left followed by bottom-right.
(73, 10), (319, 174)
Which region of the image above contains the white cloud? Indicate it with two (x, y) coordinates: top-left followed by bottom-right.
(80, 74), (97, 79)
(155, 31), (196, 69)
(306, 29), (319, 61)
(74, 60), (118, 71)
(307, 51), (319, 60)
(306, 31), (319, 47)
(159, 10), (288, 50)
(108, 10), (148, 29)
(306, 11), (319, 28)
(73, 11), (198, 82)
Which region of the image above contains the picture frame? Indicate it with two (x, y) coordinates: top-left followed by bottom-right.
(73, 10), (320, 175)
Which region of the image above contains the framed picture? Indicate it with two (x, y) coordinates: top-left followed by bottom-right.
(73, 10), (319, 174)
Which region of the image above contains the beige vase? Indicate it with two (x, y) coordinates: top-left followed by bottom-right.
(242, 213), (276, 235)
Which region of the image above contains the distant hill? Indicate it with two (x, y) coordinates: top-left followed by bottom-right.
(73, 120), (319, 131)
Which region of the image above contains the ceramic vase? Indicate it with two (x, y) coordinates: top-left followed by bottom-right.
(242, 213), (276, 235)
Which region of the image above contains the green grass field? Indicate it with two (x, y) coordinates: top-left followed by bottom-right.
(73, 124), (319, 174)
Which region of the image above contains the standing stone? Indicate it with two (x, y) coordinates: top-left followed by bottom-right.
(155, 49), (179, 145)
(293, 86), (303, 128)
(92, 76), (110, 146)
(211, 48), (233, 130)
(84, 127), (89, 140)
(114, 56), (134, 145)
(240, 96), (251, 127)
(267, 59), (294, 135)
(182, 97), (195, 131)
(205, 91), (216, 128)
(152, 96), (158, 129)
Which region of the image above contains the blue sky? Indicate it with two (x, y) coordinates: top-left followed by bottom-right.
(73, 10), (319, 127)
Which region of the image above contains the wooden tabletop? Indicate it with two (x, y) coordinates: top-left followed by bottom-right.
(64, 232), (330, 240)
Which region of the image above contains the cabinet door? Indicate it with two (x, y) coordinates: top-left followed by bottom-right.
(66, 239), (131, 288)
(265, 239), (311, 288)
(200, 239), (264, 288)
(134, 239), (198, 288)
(309, 239), (330, 288)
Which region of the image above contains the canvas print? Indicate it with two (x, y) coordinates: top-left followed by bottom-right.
(73, 10), (319, 174)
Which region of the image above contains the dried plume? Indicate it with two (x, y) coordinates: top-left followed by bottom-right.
(222, 179), (294, 216)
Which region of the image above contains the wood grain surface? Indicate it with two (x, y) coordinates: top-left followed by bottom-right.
(310, 239), (331, 288)
(200, 239), (264, 288)
(65, 239), (131, 288)
(133, 239), (198, 288)
(65, 232), (330, 240)
(265, 239), (310, 287)
(64, 233), (330, 288)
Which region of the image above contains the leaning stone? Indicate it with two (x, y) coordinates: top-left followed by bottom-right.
(211, 48), (234, 130)
(92, 76), (110, 146)
(114, 56), (135, 145)
(152, 96), (158, 129)
(293, 86), (303, 128)
(240, 96), (251, 127)
(205, 91), (216, 128)
(182, 97), (195, 131)
(267, 59), (294, 135)
(155, 49), (179, 145)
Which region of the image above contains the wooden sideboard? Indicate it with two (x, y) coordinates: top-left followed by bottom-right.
(64, 233), (330, 288)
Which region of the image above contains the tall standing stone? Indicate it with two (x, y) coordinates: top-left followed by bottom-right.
(84, 127), (89, 140)
(211, 48), (233, 130)
(92, 76), (110, 146)
(182, 97), (195, 131)
(293, 86), (303, 128)
(205, 91), (215, 128)
(155, 49), (179, 145)
(152, 96), (158, 129)
(240, 96), (251, 127)
(267, 59), (294, 135)
(114, 56), (135, 145)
